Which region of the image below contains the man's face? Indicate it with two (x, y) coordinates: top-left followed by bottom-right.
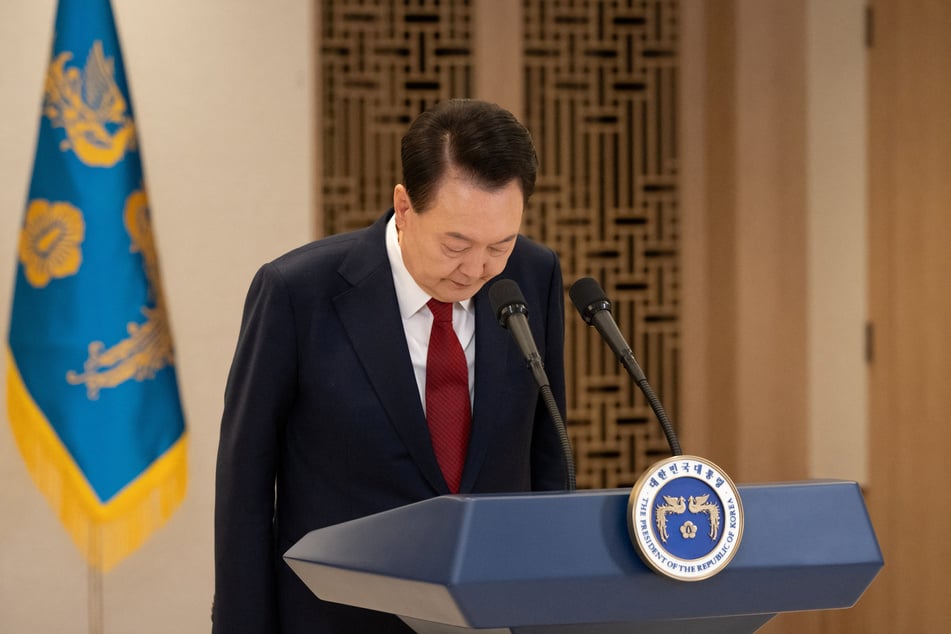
(394, 173), (523, 304)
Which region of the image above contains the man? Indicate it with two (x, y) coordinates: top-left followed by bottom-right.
(214, 99), (567, 632)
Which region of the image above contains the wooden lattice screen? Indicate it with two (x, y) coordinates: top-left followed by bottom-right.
(321, 0), (681, 489)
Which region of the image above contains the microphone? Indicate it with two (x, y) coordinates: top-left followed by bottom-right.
(569, 278), (646, 382)
(569, 277), (683, 456)
(488, 279), (549, 389)
(488, 279), (576, 490)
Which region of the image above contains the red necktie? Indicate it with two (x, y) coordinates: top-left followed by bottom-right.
(425, 299), (471, 493)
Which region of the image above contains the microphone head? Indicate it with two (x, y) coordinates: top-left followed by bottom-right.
(488, 278), (528, 328)
(569, 277), (612, 324)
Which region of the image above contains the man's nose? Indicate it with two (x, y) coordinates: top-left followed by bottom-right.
(458, 250), (496, 279)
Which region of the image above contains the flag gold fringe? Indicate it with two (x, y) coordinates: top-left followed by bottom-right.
(6, 348), (187, 572)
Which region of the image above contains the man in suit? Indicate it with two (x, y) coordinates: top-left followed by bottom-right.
(213, 99), (568, 632)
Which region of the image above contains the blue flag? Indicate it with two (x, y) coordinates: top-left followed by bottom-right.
(6, 0), (187, 571)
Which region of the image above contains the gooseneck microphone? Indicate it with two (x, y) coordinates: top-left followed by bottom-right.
(569, 277), (683, 457)
(489, 279), (576, 490)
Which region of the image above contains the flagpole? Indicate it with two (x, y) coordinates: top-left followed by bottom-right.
(88, 528), (104, 634)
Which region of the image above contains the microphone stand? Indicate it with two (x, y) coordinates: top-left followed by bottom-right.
(621, 353), (683, 457)
(539, 383), (576, 491)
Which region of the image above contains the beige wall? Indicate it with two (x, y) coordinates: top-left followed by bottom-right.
(0, 1), (314, 631)
(805, 0), (868, 484)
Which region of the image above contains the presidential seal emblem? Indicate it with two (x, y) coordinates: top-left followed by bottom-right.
(627, 455), (744, 581)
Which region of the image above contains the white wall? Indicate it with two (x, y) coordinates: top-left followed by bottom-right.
(0, 1), (314, 631)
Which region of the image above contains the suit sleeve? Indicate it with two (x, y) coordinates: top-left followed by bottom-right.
(213, 263), (297, 633)
(530, 250), (570, 491)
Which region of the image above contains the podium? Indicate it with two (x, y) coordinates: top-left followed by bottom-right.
(284, 481), (882, 633)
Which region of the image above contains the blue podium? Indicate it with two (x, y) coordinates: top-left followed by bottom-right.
(284, 481), (882, 633)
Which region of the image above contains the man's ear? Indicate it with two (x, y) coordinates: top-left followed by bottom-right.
(393, 184), (413, 228)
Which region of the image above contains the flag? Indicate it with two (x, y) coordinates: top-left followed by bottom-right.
(6, 0), (186, 572)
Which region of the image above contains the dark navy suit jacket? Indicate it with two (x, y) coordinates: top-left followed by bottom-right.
(213, 210), (567, 633)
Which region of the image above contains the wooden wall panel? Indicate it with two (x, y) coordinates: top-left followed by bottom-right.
(858, 1), (951, 631)
(732, 0), (809, 482)
(679, 0), (739, 466)
(680, 0), (809, 483)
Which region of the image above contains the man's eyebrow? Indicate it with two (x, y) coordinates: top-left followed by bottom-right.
(445, 232), (518, 246)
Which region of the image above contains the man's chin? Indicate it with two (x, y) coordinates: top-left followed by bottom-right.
(438, 280), (484, 302)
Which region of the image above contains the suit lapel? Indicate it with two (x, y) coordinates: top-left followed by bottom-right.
(333, 214), (448, 494)
(460, 286), (517, 492)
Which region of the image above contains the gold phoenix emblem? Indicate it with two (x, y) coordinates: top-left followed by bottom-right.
(655, 494), (721, 544)
(655, 495), (686, 543)
(688, 494), (721, 540)
(43, 40), (136, 167)
(66, 190), (175, 399)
